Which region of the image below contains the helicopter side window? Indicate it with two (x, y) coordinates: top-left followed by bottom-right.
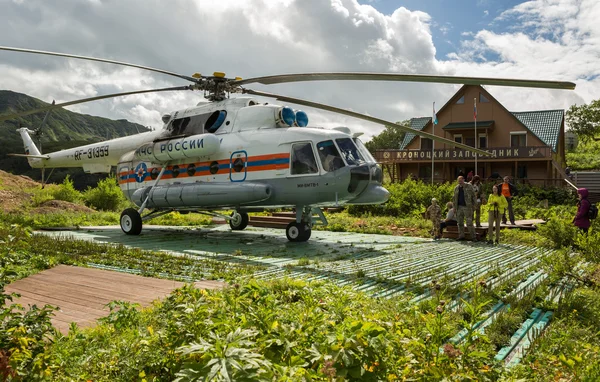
(169, 113), (212, 137)
(335, 138), (365, 166)
(290, 143), (318, 175)
(317, 140), (345, 172)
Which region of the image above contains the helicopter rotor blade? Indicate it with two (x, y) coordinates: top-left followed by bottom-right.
(0, 85), (193, 122)
(243, 88), (491, 156)
(234, 73), (576, 90)
(0, 46), (200, 83)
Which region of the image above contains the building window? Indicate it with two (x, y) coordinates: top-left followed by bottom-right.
(456, 96), (465, 104)
(479, 134), (487, 149)
(517, 165), (528, 179)
(421, 137), (433, 150)
(479, 93), (490, 103)
(454, 134), (463, 144)
(419, 166), (432, 179)
(510, 132), (527, 147)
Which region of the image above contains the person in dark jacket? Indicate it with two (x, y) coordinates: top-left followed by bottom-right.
(496, 176), (518, 225)
(573, 188), (591, 233)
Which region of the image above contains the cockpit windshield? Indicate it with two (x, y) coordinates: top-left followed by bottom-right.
(335, 138), (365, 165)
(317, 140), (345, 172)
(353, 138), (376, 163)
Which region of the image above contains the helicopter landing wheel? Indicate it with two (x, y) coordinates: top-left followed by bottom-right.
(120, 208), (142, 235)
(286, 222), (311, 242)
(229, 211), (249, 231)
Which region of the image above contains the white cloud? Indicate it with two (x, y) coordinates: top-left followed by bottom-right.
(0, 0), (597, 141)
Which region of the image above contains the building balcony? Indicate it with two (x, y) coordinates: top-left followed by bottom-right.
(374, 146), (553, 163)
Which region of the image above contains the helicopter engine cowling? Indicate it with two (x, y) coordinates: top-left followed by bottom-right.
(134, 133), (220, 163)
(131, 182), (272, 208)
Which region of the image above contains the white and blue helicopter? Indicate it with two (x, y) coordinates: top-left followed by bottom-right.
(0, 47), (575, 241)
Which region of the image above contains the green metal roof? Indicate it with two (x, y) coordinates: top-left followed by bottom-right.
(512, 110), (563, 152)
(442, 121), (494, 130)
(399, 117), (430, 149)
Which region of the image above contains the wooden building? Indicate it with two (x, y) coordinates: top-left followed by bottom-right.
(375, 85), (567, 186)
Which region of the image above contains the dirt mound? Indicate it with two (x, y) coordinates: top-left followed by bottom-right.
(31, 200), (96, 215)
(0, 170), (39, 190)
(0, 171), (97, 215)
(0, 170), (40, 212)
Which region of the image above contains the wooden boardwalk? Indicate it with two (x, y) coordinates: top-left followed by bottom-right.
(4, 265), (225, 334)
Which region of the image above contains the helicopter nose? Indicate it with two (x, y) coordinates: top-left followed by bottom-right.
(347, 184), (390, 205)
(348, 165), (371, 195)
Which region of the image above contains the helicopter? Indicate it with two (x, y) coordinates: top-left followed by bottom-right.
(0, 46), (576, 242)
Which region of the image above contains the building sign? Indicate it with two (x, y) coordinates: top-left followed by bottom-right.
(379, 147), (548, 161)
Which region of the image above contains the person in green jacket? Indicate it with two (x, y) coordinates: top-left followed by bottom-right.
(487, 185), (508, 245)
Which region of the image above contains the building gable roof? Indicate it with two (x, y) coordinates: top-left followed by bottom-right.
(398, 85), (564, 152)
(399, 117), (431, 149)
(511, 110), (563, 152)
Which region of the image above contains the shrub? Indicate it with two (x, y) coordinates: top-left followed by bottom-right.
(537, 217), (578, 249)
(574, 226), (600, 263)
(348, 178), (454, 217)
(83, 177), (127, 211)
(51, 175), (81, 203)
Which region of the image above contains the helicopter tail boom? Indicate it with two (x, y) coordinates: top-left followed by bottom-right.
(16, 127), (45, 167)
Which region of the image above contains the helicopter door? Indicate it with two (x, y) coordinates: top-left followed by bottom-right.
(230, 150), (247, 182)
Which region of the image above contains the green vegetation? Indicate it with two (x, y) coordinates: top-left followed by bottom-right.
(566, 139), (600, 171)
(566, 99), (600, 143)
(364, 120), (408, 152)
(2, 160), (600, 379)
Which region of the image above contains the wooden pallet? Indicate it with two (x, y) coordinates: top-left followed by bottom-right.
(4, 265), (225, 334)
(442, 225), (488, 240)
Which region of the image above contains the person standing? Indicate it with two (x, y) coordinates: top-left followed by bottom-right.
(573, 188), (591, 233)
(470, 175), (483, 227)
(453, 176), (477, 241)
(487, 185), (508, 245)
(426, 198), (442, 239)
(496, 176), (518, 225)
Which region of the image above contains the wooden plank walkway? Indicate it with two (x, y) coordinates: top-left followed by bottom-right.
(4, 265), (225, 334)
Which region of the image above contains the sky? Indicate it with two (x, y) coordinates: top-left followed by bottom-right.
(0, 0), (599, 142)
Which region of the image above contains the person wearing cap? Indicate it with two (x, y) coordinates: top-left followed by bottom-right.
(425, 198), (442, 239)
(573, 188), (591, 233)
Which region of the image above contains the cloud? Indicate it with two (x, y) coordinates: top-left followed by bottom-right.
(483, 10), (489, 17)
(0, 0), (597, 140)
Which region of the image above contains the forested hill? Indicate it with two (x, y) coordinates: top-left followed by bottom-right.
(0, 90), (150, 186)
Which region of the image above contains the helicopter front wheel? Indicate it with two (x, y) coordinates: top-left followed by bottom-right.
(229, 211), (249, 230)
(120, 208), (143, 235)
(286, 222), (311, 242)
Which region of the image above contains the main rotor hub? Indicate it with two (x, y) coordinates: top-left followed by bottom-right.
(191, 72), (244, 101)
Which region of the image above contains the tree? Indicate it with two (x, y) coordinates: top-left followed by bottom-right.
(566, 100), (600, 143)
(365, 120), (410, 153)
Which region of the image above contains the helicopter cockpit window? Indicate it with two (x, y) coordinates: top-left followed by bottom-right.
(290, 143), (318, 175)
(205, 110), (227, 133)
(353, 138), (376, 163)
(335, 138), (365, 166)
(317, 140), (345, 172)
